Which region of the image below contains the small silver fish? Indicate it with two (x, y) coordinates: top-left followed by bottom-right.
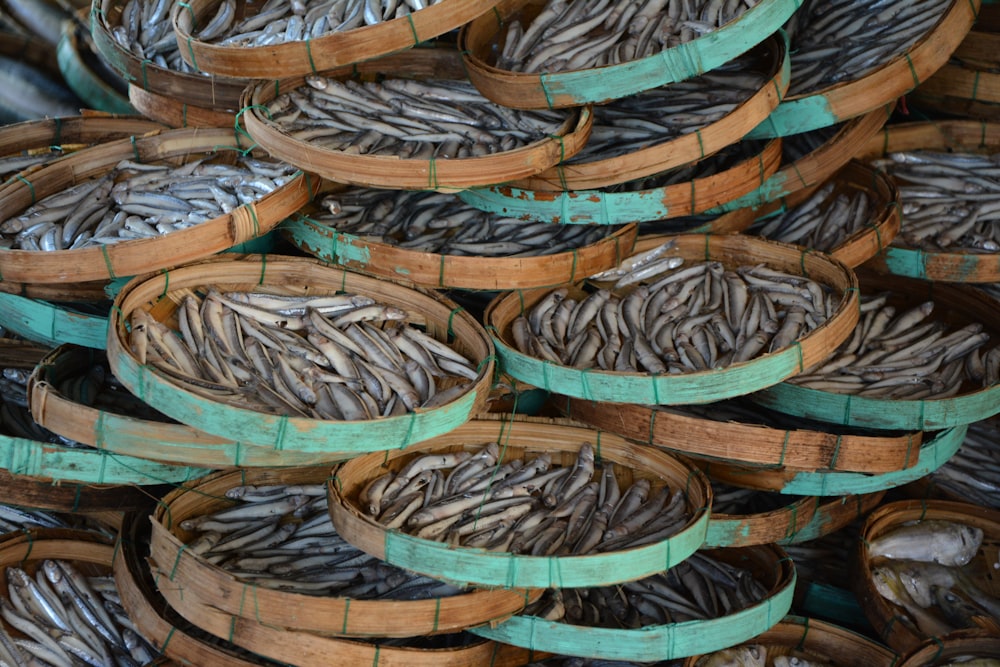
(869, 520), (984, 567)
(696, 644), (767, 667)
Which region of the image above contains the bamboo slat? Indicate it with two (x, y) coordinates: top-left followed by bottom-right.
(128, 85), (236, 128)
(704, 493), (820, 548)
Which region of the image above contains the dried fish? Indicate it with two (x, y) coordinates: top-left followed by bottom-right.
(497, 0), (759, 73)
(308, 188), (619, 256)
(786, 0), (951, 96)
(365, 442), (691, 556)
(263, 77), (569, 158)
(0, 155), (297, 251)
(929, 419), (1000, 509)
(751, 180), (874, 252)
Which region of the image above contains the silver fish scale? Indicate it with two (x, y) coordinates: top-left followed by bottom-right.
(566, 59), (768, 164)
(0, 155), (297, 252)
(365, 441), (693, 556)
(200, 0), (447, 48)
(265, 77), (568, 158)
(521, 551), (768, 627)
(751, 180), (874, 252)
(873, 149), (1000, 253)
(108, 0), (203, 74)
(514, 260), (837, 375)
(182, 482), (468, 600)
(928, 419), (1000, 509)
(790, 293), (1000, 399)
(1, 559), (158, 666)
(311, 188), (617, 256)
(498, 0), (759, 74)
(786, 0), (952, 96)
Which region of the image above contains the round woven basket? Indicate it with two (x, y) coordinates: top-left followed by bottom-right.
(128, 84), (236, 128)
(328, 417), (711, 590)
(486, 233), (859, 405)
(0, 126), (317, 283)
(704, 491), (819, 548)
(0, 293), (108, 349)
(854, 499), (1000, 653)
(106, 254), (495, 454)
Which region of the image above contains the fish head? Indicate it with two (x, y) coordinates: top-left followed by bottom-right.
(948, 524), (984, 567)
(696, 644), (767, 667)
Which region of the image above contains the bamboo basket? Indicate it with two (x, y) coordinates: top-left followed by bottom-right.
(713, 103), (894, 212)
(91, 0), (247, 111)
(898, 632), (1000, 666)
(56, 13), (134, 115)
(0, 292), (108, 348)
(151, 466), (539, 640)
(171, 0), (504, 78)
(698, 424), (968, 497)
(115, 511), (282, 666)
(151, 577), (541, 667)
(29, 345), (339, 469)
(704, 491), (819, 548)
(684, 615), (899, 667)
(778, 491), (887, 545)
(855, 120), (1000, 282)
(909, 91), (1000, 121)
(459, 0), (801, 109)
(504, 33), (790, 192)
(240, 57), (592, 191)
(281, 204), (639, 291)
(913, 3), (1000, 104)
(106, 254), (494, 454)
(0, 127), (317, 284)
(128, 85), (236, 129)
(470, 544), (794, 662)
(457, 138), (782, 225)
(749, 0), (980, 138)
(753, 271), (1000, 431)
(0, 467), (171, 512)
(559, 396), (921, 475)
(0, 28), (60, 79)
(749, 160), (901, 269)
(0, 113), (164, 184)
(855, 500), (1000, 653)
(328, 417), (711, 590)
(486, 233), (859, 405)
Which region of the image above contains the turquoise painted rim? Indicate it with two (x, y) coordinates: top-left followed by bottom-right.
(0, 292), (108, 349)
(469, 551), (795, 661)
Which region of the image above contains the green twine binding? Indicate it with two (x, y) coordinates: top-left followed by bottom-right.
(258, 254), (267, 284)
(405, 13), (419, 44)
(539, 73), (555, 110)
(101, 244), (118, 279)
(70, 484), (83, 512)
(341, 598), (351, 634)
(15, 175), (36, 206)
(792, 340), (804, 372)
(647, 407), (657, 444)
(401, 411), (417, 448)
(130, 134), (140, 161)
(159, 270), (169, 299)
(97, 448), (109, 483)
(246, 202), (262, 238)
(437, 252), (447, 288)
(168, 543), (187, 581)
(829, 434), (843, 469)
(903, 433), (915, 469)
(305, 36), (317, 73)
(428, 158), (438, 189)
(695, 129), (705, 158)
(795, 616), (810, 650)
(904, 53), (920, 88)
(53, 117), (63, 147)
(446, 306), (463, 342)
(778, 430), (790, 466)
(140, 59), (151, 90)
(784, 502), (798, 540)
(272, 414), (289, 451)
(185, 36), (199, 71)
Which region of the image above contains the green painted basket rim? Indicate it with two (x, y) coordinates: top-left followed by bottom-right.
(776, 491), (886, 544)
(0, 432), (209, 485)
(468, 548), (795, 661)
(0, 292), (108, 349)
(456, 138), (782, 225)
(748, 0), (979, 138)
(704, 495), (818, 547)
(106, 255), (495, 454)
(705, 424), (967, 496)
(752, 379), (1000, 431)
(460, 0), (803, 108)
(56, 24), (134, 115)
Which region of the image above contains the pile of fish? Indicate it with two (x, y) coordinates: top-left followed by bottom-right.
(0, 504), (85, 534)
(928, 419), (1000, 509)
(107, 0), (202, 73)
(871, 149), (1000, 253)
(180, 481), (466, 600)
(496, 0), (758, 73)
(0, 366), (91, 448)
(0, 559), (157, 666)
(710, 481), (804, 516)
(515, 254), (838, 373)
(54, 356), (173, 424)
(0, 155), (298, 251)
(309, 188), (617, 256)
(128, 290), (479, 419)
(751, 180), (875, 253)
(695, 645), (766, 667)
(363, 442), (692, 554)
(522, 550), (768, 626)
(868, 518), (1000, 636)
(790, 294), (1000, 398)
(563, 57), (767, 164)
(190, 0), (445, 46)
(785, 0), (951, 96)
(264, 77), (568, 157)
